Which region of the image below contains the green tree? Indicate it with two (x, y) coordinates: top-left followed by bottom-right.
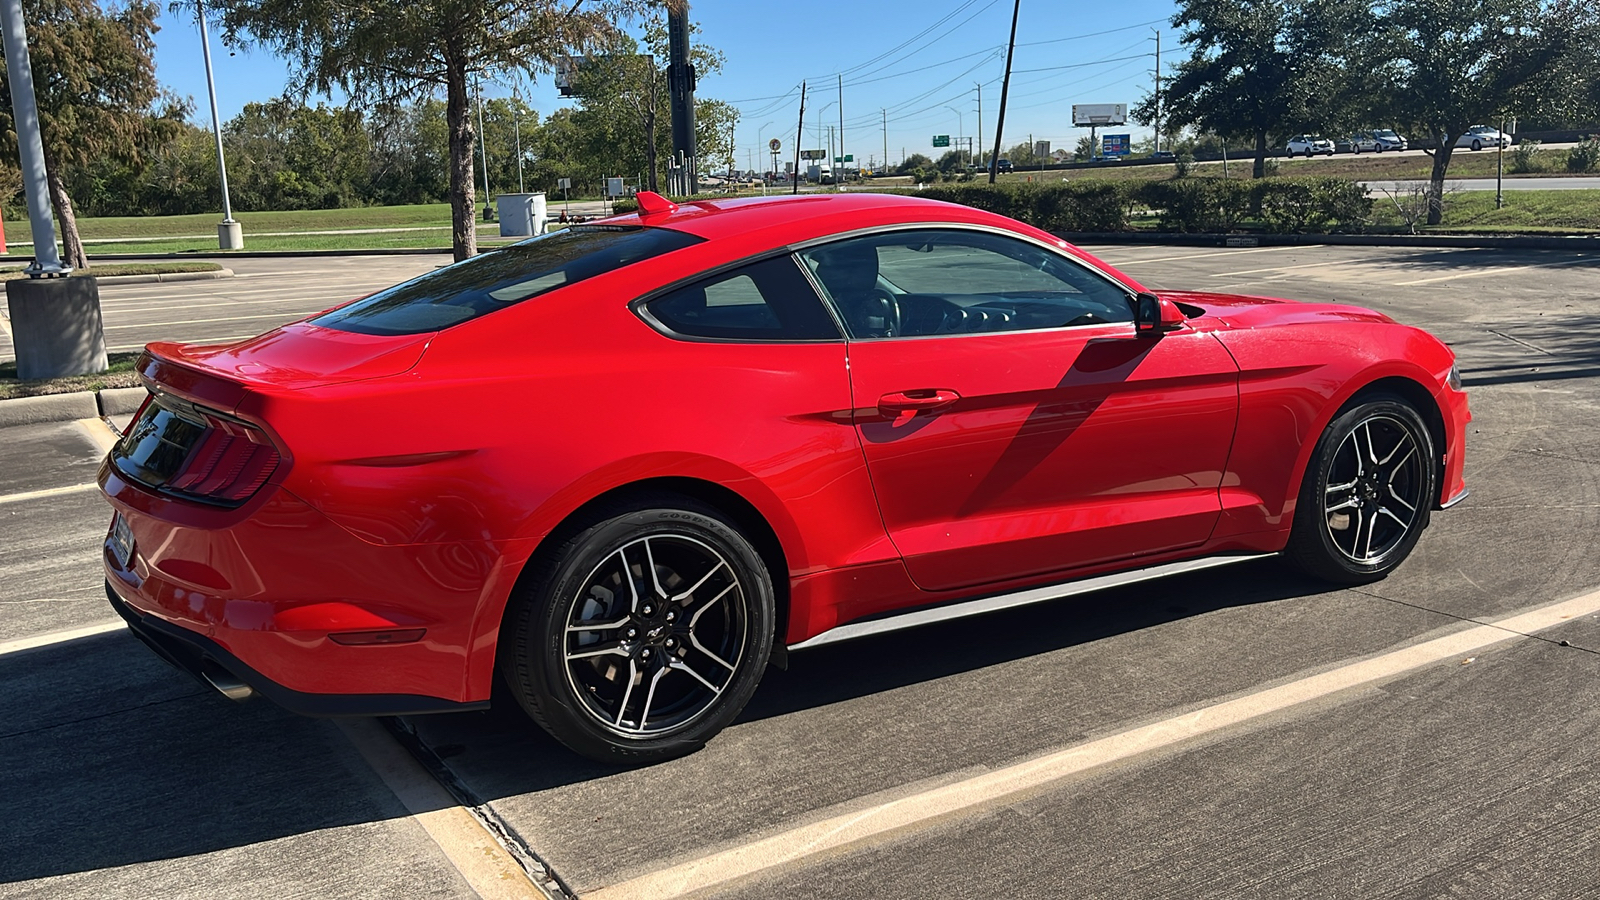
(1138, 0), (1368, 179)
(224, 98), (372, 210)
(1375, 0), (1599, 224)
(562, 13), (727, 193)
(203, 0), (650, 260)
(0, 0), (186, 268)
(1074, 135), (1100, 160)
(896, 153), (933, 175)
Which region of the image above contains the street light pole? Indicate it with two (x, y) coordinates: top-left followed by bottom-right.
(944, 105), (964, 166)
(197, 0), (241, 249)
(2, 0), (109, 380)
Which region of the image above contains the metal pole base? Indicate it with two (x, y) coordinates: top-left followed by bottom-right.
(6, 276), (107, 379)
(218, 220), (243, 250)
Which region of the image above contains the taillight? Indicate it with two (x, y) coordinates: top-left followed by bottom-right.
(165, 414), (281, 502)
(111, 392), (282, 506)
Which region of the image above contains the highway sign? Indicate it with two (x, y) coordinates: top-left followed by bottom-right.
(932, 135), (950, 148)
(834, 155), (854, 163)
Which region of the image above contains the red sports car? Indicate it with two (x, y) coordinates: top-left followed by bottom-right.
(100, 192), (1469, 762)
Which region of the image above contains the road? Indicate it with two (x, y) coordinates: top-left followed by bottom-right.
(4, 244), (1600, 898)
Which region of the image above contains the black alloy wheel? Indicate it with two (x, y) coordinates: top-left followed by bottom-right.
(1286, 395), (1436, 584)
(503, 497), (775, 763)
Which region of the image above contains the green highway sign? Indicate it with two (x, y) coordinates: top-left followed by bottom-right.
(932, 135), (950, 148)
(834, 155), (854, 163)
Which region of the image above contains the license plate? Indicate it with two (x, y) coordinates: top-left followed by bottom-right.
(110, 513), (135, 569)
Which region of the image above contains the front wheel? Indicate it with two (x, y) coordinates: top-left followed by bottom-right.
(1285, 396), (1436, 584)
(1471, 140), (1483, 151)
(502, 499), (775, 763)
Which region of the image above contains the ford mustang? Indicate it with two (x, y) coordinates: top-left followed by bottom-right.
(99, 192), (1469, 762)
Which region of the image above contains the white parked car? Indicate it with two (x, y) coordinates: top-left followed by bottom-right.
(1285, 135), (1335, 157)
(1371, 129), (1408, 151)
(1456, 125), (1509, 150)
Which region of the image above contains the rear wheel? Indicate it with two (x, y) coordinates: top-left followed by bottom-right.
(1285, 396), (1436, 584)
(1472, 139), (1483, 151)
(502, 498), (775, 763)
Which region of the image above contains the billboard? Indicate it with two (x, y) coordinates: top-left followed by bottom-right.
(1101, 134), (1131, 156)
(801, 149), (828, 161)
(1071, 103), (1128, 126)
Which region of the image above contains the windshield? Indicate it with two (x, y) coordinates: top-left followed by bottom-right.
(310, 226), (703, 336)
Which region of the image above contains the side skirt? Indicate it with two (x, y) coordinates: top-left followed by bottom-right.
(788, 553), (1275, 651)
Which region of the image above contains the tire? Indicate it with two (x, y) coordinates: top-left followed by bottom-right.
(1472, 140), (1483, 151)
(502, 496), (776, 763)
(1285, 395), (1436, 584)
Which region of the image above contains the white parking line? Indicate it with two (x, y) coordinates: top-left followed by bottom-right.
(1097, 246), (1292, 266)
(0, 620), (124, 656)
(104, 311), (311, 330)
(0, 482), (100, 506)
(337, 719), (546, 900)
(588, 587), (1600, 900)
(1207, 259), (1367, 278)
(1392, 256), (1596, 286)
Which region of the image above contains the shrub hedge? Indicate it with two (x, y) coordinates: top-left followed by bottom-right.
(611, 175), (1372, 233)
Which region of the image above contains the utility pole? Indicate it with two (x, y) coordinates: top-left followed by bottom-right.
(1152, 29), (1162, 155)
(882, 108), (888, 174)
(976, 82), (983, 170)
(792, 81), (806, 195)
(989, 0), (1020, 183)
(667, 3), (698, 194)
(837, 75), (845, 189)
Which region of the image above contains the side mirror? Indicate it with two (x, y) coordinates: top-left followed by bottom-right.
(1134, 292), (1185, 336)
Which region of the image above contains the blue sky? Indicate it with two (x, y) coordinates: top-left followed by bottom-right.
(150, 0), (1179, 169)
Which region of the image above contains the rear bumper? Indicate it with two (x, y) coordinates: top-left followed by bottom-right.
(99, 460), (526, 708)
(106, 580), (488, 717)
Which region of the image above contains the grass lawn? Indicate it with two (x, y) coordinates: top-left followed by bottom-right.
(2, 199), (612, 242)
(0, 261), (223, 280)
(75, 233), (525, 257)
(1376, 189), (1600, 233)
(0, 351), (144, 400)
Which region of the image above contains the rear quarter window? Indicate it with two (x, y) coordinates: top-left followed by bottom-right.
(310, 225), (703, 336)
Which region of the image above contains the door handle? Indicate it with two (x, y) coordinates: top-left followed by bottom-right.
(878, 389), (960, 414)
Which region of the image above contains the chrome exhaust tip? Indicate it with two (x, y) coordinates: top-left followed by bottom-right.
(202, 668), (255, 701)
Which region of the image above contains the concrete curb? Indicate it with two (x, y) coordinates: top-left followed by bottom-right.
(89, 268), (234, 285)
(0, 386), (148, 429)
(0, 391), (101, 428)
(1055, 231), (1600, 250)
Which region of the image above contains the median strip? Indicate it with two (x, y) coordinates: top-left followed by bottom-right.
(588, 587), (1600, 900)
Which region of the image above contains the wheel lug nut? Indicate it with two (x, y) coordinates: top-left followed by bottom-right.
(665, 610), (676, 622)
(641, 649), (652, 659)
(666, 637), (677, 648)
(625, 628), (637, 639)
(642, 604), (654, 616)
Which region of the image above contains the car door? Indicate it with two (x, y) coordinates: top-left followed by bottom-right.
(798, 228), (1240, 593)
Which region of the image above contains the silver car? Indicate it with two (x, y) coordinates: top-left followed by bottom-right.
(1456, 125), (1509, 150)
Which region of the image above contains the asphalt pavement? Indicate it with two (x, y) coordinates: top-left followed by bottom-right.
(4, 244), (1600, 898)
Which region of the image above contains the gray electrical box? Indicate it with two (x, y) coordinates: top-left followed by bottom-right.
(497, 192), (549, 237)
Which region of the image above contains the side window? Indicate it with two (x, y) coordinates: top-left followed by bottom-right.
(643, 255), (840, 341)
(797, 229), (1134, 339)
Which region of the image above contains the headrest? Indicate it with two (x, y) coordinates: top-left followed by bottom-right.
(812, 243), (879, 297)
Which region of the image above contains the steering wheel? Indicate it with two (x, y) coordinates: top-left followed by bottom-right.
(843, 289), (901, 337)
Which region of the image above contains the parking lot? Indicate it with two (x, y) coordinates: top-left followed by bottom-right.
(5, 241), (1600, 899)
